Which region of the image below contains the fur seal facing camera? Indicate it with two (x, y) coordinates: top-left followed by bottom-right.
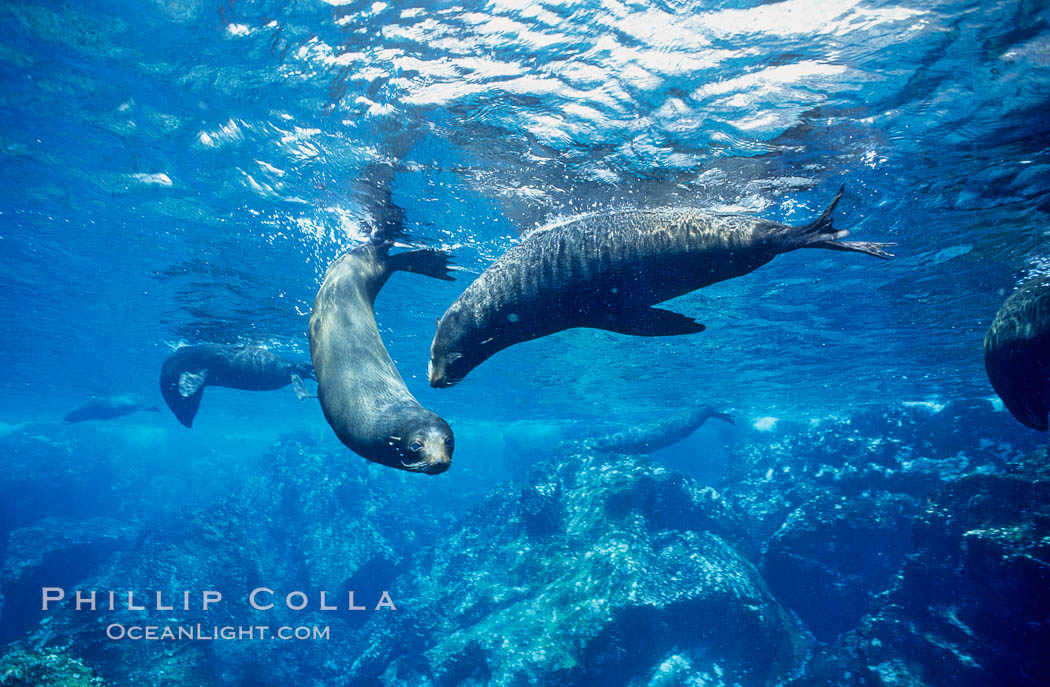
(160, 344), (315, 428)
(309, 230), (456, 475)
(586, 406), (734, 455)
(63, 395), (161, 424)
(429, 186), (893, 387)
(984, 277), (1050, 431)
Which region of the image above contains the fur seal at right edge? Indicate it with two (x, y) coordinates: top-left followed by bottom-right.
(429, 186), (893, 387)
(309, 231), (456, 474)
(984, 276), (1050, 431)
(160, 344), (315, 427)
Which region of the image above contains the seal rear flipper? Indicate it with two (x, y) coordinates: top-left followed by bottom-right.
(290, 374), (316, 400)
(810, 239), (896, 259)
(387, 248), (456, 281)
(591, 307), (705, 337)
(791, 185), (895, 259)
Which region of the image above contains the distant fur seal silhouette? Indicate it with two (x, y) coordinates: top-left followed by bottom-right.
(984, 277), (1050, 431)
(309, 230), (456, 474)
(160, 344), (315, 427)
(63, 395), (161, 424)
(586, 406), (734, 454)
(429, 186), (892, 386)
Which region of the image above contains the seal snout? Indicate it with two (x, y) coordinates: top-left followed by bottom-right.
(397, 422), (454, 475)
(429, 374), (458, 389)
(428, 364), (464, 389)
(404, 447), (450, 475)
(420, 440), (452, 474)
(423, 457), (451, 475)
(427, 358), (447, 388)
(428, 344), (466, 389)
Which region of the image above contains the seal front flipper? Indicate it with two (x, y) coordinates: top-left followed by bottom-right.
(386, 248), (456, 281)
(708, 409), (735, 425)
(590, 307), (705, 337)
(290, 374), (316, 400)
(159, 364), (208, 428)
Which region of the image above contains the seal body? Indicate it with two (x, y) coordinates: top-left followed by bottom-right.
(429, 187), (892, 387)
(159, 344), (314, 427)
(984, 277), (1050, 431)
(63, 395), (160, 424)
(587, 406), (734, 455)
(309, 241), (456, 474)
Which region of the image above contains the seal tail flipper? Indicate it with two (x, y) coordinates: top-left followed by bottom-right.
(290, 374), (316, 400)
(159, 364), (207, 428)
(792, 185), (895, 259)
(387, 248), (456, 281)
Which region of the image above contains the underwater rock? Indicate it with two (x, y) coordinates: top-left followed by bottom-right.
(0, 427), (115, 560)
(346, 453), (809, 686)
(721, 400), (1042, 642)
(855, 447), (1050, 687)
(762, 493), (915, 641)
(0, 647), (104, 687)
(18, 433), (483, 687)
(0, 518), (139, 644)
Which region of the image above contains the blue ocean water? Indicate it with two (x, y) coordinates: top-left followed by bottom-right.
(1, 1), (1049, 686)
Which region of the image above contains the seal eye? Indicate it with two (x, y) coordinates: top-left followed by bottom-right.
(410, 440), (422, 452)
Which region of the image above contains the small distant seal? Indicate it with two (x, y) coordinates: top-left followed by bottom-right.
(585, 406), (734, 455)
(429, 187), (892, 387)
(309, 233), (456, 474)
(63, 395), (161, 424)
(159, 344), (315, 427)
(984, 276), (1050, 431)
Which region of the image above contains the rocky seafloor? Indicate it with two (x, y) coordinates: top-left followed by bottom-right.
(0, 400), (1046, 687)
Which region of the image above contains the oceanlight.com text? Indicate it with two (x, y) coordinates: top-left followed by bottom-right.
(105, 623), (330, 641)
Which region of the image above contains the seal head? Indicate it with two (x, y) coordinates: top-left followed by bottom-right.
(384, 407), (454, 474)
(428, 309), (479, 388)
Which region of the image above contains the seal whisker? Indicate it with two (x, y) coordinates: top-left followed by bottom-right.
(400, 459), (430, 471)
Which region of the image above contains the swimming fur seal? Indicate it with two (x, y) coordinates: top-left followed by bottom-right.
(63, 395), (161, 424)
(585, 406), (734, 455)
(159, 344), (315, 427)
(429, 186), (892, 387)
(309, 233), (456, 474)
(984, 276), (1050, 431)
